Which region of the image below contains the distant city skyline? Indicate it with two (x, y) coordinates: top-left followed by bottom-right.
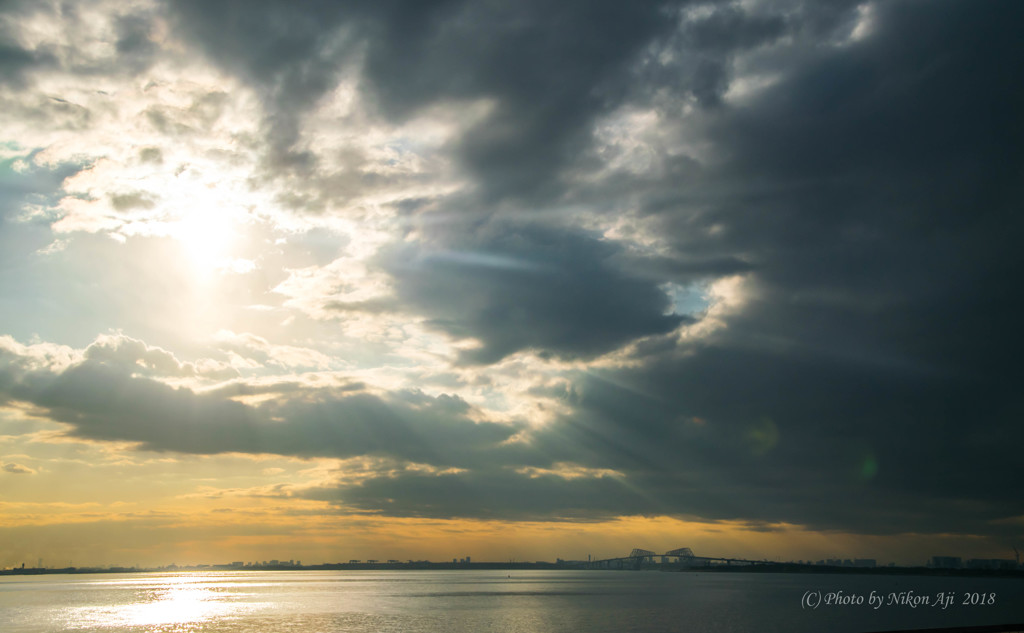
(6, 551), (1023, 575)
(8, 544), (1023, 575)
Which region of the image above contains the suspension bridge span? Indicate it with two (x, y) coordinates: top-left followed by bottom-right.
(583, 548), (773, 570)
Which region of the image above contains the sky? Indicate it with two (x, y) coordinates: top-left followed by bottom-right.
(1, 0), (1023, 569)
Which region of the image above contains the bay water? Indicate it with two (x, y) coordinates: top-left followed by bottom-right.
(2, 569), (1023, 632)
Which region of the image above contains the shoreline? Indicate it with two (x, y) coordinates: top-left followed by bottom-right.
(3, 562), (1023, 578)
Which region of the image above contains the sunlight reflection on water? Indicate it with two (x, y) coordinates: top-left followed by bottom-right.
(1, 570), (1022, 633)
(57, 574), (270, 631)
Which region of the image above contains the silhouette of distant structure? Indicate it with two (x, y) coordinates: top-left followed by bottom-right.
(929, 556), (963, 569)
(965, 558), (1017, 570)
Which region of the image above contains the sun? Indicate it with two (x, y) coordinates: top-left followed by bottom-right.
(153, 164), (257, 278)
(171, 205), (241, 274)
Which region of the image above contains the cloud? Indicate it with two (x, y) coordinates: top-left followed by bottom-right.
(83, 333), (196, 377)
(531, 354), (1024, 535)
(1, 0), (1023, 548)
(378, 224), (685, 364)
(290, 339), (1023, 535)
(0, 4), (58, 88)
(0, 335), (519, 468)
(628, 3), (788, 110)
(161, 0), (747, 203)
(421, 0), (1024, 535)
(112, 12), (159, 74)
(246, 0), (1024, 538)
(164, 0), (362, 172)
(0, 41), (54, 88)
(0, 335), (80, 374)
(211, 330), (333, 370)
(361, 0), (683, 201)
(302, 467), (645, 521)
(2, 462), (36, 475)
(0, 1), (166, 85)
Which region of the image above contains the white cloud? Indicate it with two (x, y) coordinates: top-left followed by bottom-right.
(211, 330), (333, 371)
(2, 462), (37, 475)
(515, 462), (624, 481)
(0, 336), (81, 373)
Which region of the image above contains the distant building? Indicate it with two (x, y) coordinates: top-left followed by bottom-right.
(966, 559), (1017, 570)
(929, 556), (962, 569)
(853, 559), (876, 568)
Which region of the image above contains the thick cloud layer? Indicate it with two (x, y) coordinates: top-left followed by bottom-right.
(0, 338), (517, 467)
(312, 0), (1024, 536)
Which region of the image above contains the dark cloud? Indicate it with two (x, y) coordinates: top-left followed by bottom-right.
(470, 0), (1024, 537)
(0, 343), (518, 467)
(0, 2), (56, 88)
(165, 0), (363, 170)
(529, 352), (1023, 535)
(611, 252), (754, 281)
(378, 224), (684, 364)
(142, 90), (231, 137)
(362, 0), (683, 200)
(164, 0), (690, 199)
(114, 13), (158, 73)
(1, 3), (164, 84)
(108, 192), (156, 212)
(631, 3), (789, 109)
(303, 469), (646, 521)
(640, 0), (1024, 404)
(301, 0), (1024, 540)
(679, 5), (787, 53)
(0, 42), (53, 87)
(138, 147), (163, 164)
(295, 346), (1021, 535)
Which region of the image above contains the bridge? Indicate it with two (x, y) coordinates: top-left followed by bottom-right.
(582, 547), (773, 570)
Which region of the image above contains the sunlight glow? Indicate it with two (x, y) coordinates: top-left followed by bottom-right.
(123, 584), (223, 626)
(64, 575), (266, 630)
(171, 205), (240, 273)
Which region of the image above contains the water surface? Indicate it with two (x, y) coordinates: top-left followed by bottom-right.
(2, 570), (1023, 632)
